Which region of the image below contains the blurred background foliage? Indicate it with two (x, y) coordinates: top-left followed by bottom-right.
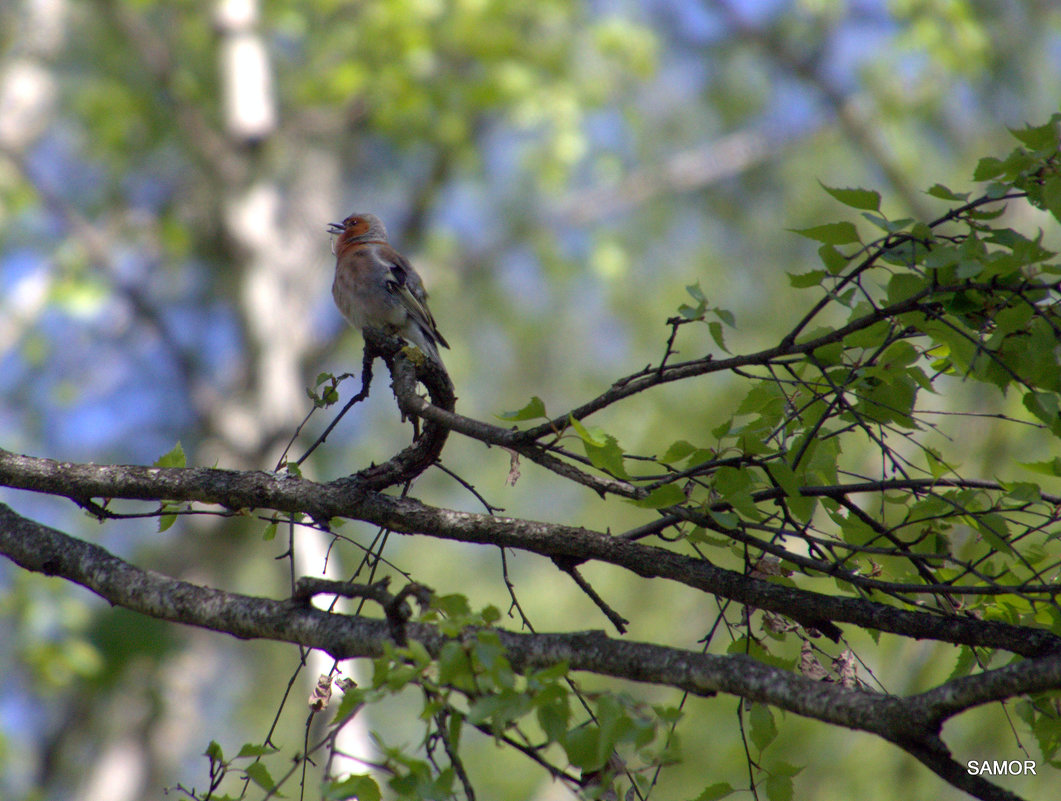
(1, 0), (1060, 799)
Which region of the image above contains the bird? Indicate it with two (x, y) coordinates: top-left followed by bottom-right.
(328, 213), (449, 365)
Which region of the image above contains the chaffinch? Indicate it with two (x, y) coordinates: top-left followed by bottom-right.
(328, 213), (449, 365)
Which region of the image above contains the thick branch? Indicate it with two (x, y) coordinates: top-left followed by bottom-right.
(0, 503), (1041, 801)
(0, 507), (1009, 727)
(896, 736), (1026, 801)
(352, 329), (456, 489)
(2, 449), (1061, 656)
(914, 655), (1061, 726)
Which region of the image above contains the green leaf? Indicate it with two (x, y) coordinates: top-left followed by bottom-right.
(570, 417), (628, 477)
(703, 509), (737, 531)
(765, 760), (803, 800)
(236, 743), (278, 758)
(924, 447), (952, 479)
(948, 646), (977, 681)
(955, 257), (984, 278)
(1002, 481), (1042, 503)
(529, 662), (570, 686)
(708, 320), (730, 353)
(765, 773), (794, 801)
(769, 760), (805, 777)
(204, 740), (224, 762)
(736, 383), (786, 416)
(534, 684), (571, 742)
(985, 181), (1011, 199)
(631, 484), (686, 508)
(432, 593), (472, 618)
(787, 270), (825, 288)
(244, 761), (278, 792)
(817, 244), (848, 274)
(927, 183), (968, 201)
(713, 307), (736, 327)
(584, 435), (627, 478)
(973, 156), (1005, 181)
(766, 461), (800, 498)
(679, 302), (706, 320)
(1042, 175), (1061, 224)
(694, 783), (736, 801)
(562, 724), (606, 771)
(1023, 392), (1061, 433)
(820, 183), (881, 211)
(1016, 696), (1061, 762)
(993, 302), (1033, 336)
(331, 685), (368, 725)
(879, 340), (920, 370)
(686, 282), (707, 303)
(404, 638), (432, 667)
(880, 215), (914, 233)
(975, 513), (1014, 555)
(837, 508), (878, 547)
(789, 221), (861, 245)
(861, 212), (899, 232)
(568, 415), (605, 447)
(158, 502), (181, 533)
(713, 466), (764, 521)
(811, 341), (844, 365)
(679, 284), (708, 319)
(749, 703), (777, 751)
(1019, 457), (1061, 477)
(854, 372), (918, 428)
(498, 396), (547, 421)
(154, 441), (186, 468)
(911, 222), (934, 240)
(886, 273), (926, 304)
(595, 694), (636, 755)
(660, 439), (696, 463)
(767, 461), (816, 522)
(447, 706), (463, 750)
(1009, 119), (1060, 151)
(468, 690), (532, 729)
(323, 775), (381, 801)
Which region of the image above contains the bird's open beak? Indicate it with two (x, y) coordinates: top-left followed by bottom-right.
(326, 221), (345, 235)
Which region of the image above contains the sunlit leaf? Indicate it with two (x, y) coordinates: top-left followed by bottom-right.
(153, 441), (186, 469)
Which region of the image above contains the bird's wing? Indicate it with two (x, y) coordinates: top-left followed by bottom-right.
(384, 252), (450, 350)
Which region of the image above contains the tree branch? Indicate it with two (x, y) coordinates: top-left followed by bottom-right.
(0, 502), (1044, 801)
(349, 329), (456, 489)
(4, 448), (1061, 655)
